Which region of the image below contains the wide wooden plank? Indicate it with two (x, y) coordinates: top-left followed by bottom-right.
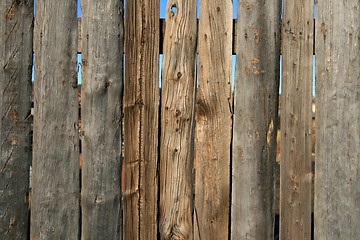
(280, 0), (313, 239)
(0, 1), (33, 239)
(314, 1), (360, 239)
(123, 0), (160, 239)
(159, 1), (197, 239)
(31, 1), (79, 239)
(232, 1), (281, 239)
(194, 1), (232, 240)
(80, 0), (123, 239)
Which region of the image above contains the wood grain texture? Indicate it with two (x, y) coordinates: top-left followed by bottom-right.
(123, 0), (159, 239)
(31, 1), (79, 239)
(314, 1), (360, 239)
(159, 0), (197, 239)
(280, 0), (313, 239)
(0, 1), (33, 239)
(194, 1), (232, 240)
(80, 0), (123, 239)
(232, 1), (281, 239)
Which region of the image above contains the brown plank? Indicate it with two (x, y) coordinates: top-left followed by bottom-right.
(123, 0), (160, 239)
(159, 1), (197, 239)
(194, 1), (232, 240)
(0, 1), (33, 239)
(80, 0), (123, 239)
(232, 1), (281, 239)
(31, 1), (79, 239)
(314, 1), (360, 239)
(280, 0), (313, 239)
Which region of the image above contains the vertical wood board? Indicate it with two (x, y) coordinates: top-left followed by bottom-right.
(280, 1), (313, 239)
(159, 0), (197, 239)
(124, 0), (160, 239)
(194, 1), (232, 239)
(80, 0), (124, 239)
(31, 1), (80, 239)
(0, 1), (33, 239)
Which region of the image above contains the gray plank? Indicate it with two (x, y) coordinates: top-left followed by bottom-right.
(232, 1), (281, 239)
(0, 1), (33, 239)
(314, 1), (360, 239)
(80, 0), (124, 239)
(31, 1), (80, 239)
(123, 0), (159, 239)
(280, 0), (314, 239)
(194, 1), (232, 239)
(159, 1), (197, 239)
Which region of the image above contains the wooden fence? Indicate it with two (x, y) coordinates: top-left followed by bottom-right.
(0, 0), (359, 239)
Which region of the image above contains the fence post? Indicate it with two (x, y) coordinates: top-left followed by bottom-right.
(0, 1), (33, 239)
(314, 1), (360, 239)
(31, 1), (80, 239)
(159, 1), (197, 239)
(123, 0), (160, 239)
(80, 0), (124, 239)
(232, 1), (281, 239)
(280, 0), (313, 239)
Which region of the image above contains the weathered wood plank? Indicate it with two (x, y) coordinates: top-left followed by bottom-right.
(314, 1), (360, 239)
(159, 1), (197, 239)
(232, 1), (281, 239)
(80, 0), (123, 239)
(194, 1), (232, 240)
(123, 0), (159, 239)
(0, 1), (33, 239)
(280, 0), (313, 239)
(31, 1), (79, 239)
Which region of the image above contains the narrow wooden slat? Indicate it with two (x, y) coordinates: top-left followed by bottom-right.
(314, 1), (360, 239)
(0, 1), (33, 238)
(80, 0), (123, 239)
(194, 1), (232, 240)
(31, 1), (79, 239)
(280, 0), (313, 239)
(232, 1), (281, 239)
(159, 1), (197, 239)
(123, 0), (159, 239)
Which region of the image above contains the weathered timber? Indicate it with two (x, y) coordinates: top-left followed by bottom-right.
(280, 0), (313, 239)
(80, 0), (123, 239)
(232, 1), (281, 239)
(31, 1), (79, 239)
(314, 1), (360, 239)
(124, 0), (159, 239)
(0, 1), (33, 239)
(194, 1), (232, 240)
(159, 1), (197, 239)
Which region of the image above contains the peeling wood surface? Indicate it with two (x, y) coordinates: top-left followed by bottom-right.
(31, 1), (80, 239)
(194, 1), (232, 240)
(314, 1), (360, 239)
(0, 1), (33, 239)
(231, 1), (281, 239)
(123, 0), (159, 239)
(280, 1), (313, 239)
(159, 1), (197, 239)
(80, 0), (123, 239)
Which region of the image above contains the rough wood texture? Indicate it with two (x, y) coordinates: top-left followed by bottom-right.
(232, 1), (281, 239)
(123, 0), (159, 239)
(159, 1), (197, 239)
(194, 1), (232, 240)
(0, 1), (33, 239)
(80, 0), (123, 239)
(280, 0), (313, 239)
(31, 1), (79, 239)
(314, 1), (360, 239)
